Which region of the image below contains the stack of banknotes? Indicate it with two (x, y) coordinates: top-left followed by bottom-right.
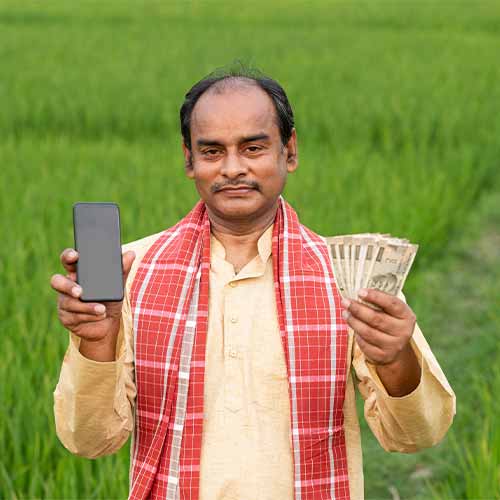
(325, 233), (418, 302)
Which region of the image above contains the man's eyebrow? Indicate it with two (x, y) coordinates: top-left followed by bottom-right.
(240, 134), (271, 143)
(196, 138), (223, 147)
(196, 134), (271, 148)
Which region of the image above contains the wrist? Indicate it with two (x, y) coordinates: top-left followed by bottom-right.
(374, 344), (422, 397)
(78, 320), (120, 362)
(79, 336), (118, 362)
(378, 344), (415, 369)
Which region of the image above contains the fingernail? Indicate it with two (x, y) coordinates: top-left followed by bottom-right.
(95, 305), (106, 314)
(69, 251), (77, 259)
(341, 298), (350, 308)
(72, 286), (82, 297)
(358, 289), (368, 298)
(342, 310), (350, 320)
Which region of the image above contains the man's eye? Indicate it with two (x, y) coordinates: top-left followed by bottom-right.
(246, 146), (261, 153)
(204, 149), (219, 156)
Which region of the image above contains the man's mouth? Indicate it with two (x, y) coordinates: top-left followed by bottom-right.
(217, 186), (257, 196)
(212, 182), (260, 193)
(220, 186), (255, 192)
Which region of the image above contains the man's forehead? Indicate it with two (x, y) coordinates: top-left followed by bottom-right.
(191, 85), (278, 138)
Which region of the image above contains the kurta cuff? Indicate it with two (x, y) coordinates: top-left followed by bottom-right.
(361, 337), (455, 452)
(53, 326), (130, 458)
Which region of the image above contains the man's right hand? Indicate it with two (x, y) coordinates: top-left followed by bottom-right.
(50, 248), (136, 361)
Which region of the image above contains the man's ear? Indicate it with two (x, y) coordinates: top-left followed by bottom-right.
(285, 128), (298, 173)
(182, 142), (194, 178)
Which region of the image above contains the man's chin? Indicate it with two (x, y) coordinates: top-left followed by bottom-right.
(216, 203), (259, 220)
(207, 197), (273, 221)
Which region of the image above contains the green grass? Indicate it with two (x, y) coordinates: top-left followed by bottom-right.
(1, 1), (500, 498)
(429, 357), (500, 499)
(425, 188), (500, 500)
(358, 184), (500, 499)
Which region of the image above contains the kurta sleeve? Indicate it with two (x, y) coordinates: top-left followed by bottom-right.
(352, 292), (456, 453)
(53, 275), (136, 459)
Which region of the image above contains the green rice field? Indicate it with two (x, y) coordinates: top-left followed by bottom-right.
(1, 1), (499, 498)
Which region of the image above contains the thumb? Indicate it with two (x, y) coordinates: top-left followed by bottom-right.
(122, 250), (136, 279)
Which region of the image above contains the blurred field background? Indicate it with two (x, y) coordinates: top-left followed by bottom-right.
(1, 0), (499, 498)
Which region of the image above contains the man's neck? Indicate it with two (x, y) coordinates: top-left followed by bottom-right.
(208, 204), (277, 274)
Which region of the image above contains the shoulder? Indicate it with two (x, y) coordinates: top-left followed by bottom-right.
(122, 230), (164, 258)
(302, 227), (330, 251)
(299, 222), (327, 244)
(122, 230), (165, 289)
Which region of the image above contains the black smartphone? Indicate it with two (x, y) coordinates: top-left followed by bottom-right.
(73, 202), (124, 302)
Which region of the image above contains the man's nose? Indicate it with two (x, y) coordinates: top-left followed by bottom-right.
(220, 152), (248, 178)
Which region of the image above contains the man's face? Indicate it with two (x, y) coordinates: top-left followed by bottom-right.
(183, 83), (298, 224)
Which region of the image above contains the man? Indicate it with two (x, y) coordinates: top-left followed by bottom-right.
(51, 66), (455, 500)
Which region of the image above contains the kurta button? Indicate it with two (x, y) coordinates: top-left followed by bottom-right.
(229, 281), (237, 288)
(230, 315), (238, 323)
(229, 349), (237, 357)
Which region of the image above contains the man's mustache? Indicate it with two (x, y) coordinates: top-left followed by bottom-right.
(211, 180), (260, 193)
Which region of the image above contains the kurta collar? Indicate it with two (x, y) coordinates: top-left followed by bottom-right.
(210, 223), (274, 279)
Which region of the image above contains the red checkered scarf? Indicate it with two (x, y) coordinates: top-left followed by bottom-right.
(129, 198), (350, 500)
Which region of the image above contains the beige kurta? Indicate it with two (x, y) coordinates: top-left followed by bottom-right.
(53, 225), (456, 499)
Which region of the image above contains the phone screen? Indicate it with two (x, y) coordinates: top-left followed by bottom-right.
(73, 202), (123, 302)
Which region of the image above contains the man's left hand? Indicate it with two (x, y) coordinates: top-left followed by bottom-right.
(341, 288), (422, 397)
(341, 288), (417, 366)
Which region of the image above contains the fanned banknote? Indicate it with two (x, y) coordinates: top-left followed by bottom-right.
(325, 233), (418, 303)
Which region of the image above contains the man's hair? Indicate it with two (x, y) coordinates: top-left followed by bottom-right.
(180, 61), (295, 151)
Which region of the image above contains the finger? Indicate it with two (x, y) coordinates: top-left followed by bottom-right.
(122, 250), (136, 278)
(357, 288), (410, 319)
(51, 274), (82, 298)
(60, 248), (79, 273)
(342, 298), (399, 335)
(343, 310), (392, 349)
(354, 333), (386, 364)
(66, 271), (77, 282)
(58, 295), (107, 315)
(60, 309), (106, 327)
